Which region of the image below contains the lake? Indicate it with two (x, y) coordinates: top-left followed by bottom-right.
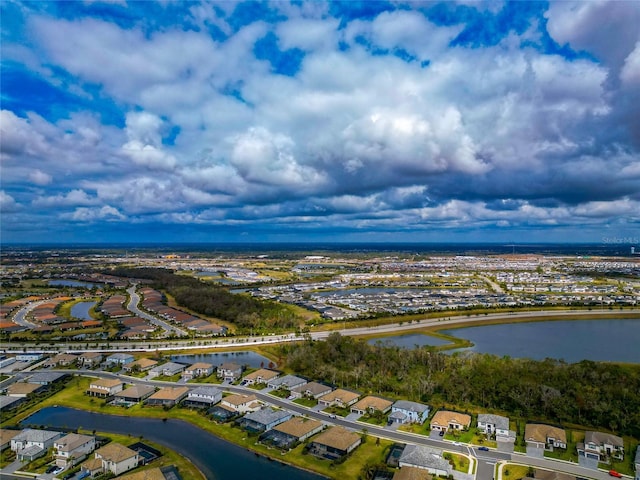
(440, 318), (640, 363)
(49, 279), (100, 288)
(70, 301), (96, 321)
(172, 350), (275, 369)
(21, 407), (324, 480)
(367, 333), (451, 348)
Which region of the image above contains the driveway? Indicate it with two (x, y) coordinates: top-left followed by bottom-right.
(0, 459), (25, 475)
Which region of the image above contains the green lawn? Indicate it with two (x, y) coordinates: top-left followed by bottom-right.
(293, 397), (318, 408)
(443, 451), (471, 473)
(444, 429), (475, 443)
(323, 406), (351, 417)
(500, 464), (533, 480)
(268, 389), (290, 399)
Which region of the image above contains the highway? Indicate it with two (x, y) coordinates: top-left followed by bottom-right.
(126, 285), (189, 337)
(21, 369), (629, 480)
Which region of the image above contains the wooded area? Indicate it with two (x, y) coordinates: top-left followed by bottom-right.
(277, 333), (640, 438)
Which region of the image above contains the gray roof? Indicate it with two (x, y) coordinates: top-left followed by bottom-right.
(18, 445), (44, 457)
(161, 362), (185, 373)
(269, 374), (306, 388)
(393, 400), (430, 414)
(106, 353), (134, 361)
(585, 431), (624, 448)
(27, 372), (66, 384)
(13, 428), (62, 444)
(242, 407), (291, 426)
(114, 385), (155, 399)
(0, 396), (23, 410)
(189, 386), (222, 398)
(635, 447), (640, 464)
(399, 445), (451, 473)
(478, 414), (510, 430)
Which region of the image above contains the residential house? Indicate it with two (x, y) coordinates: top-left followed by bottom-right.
(54, 433), (96, 467)
(91, 442), (139, 476)
(27, 372), (67, 386)
(6, 382), (45, 398)
(104, 353), (135, 367)
(147, 362), (185, 378)
(393, 466), (434, 480)
(0, 396), (24, 412)
(430, 410), (471, 432)
(183, 386), (222, 408)
(220, 393), (261, 413)
(577, 431), (624, 461)
(267, 374), (307, 391)
(113, 385), (156, 405)
(389, 400), (430, 425)
(43, 353), (78, 368)
(182, 362), (214, 381)
(318, 389), (360, 408)
(290, 382), (332, 400)
(477, 414), (510, 438)
(11, 428), (63, 462)
(398, 445), (452, 477)
(524, 424), (567, 450)
(87, 378), (124, 398)
(217, 362), (243, 382)
(145, 387), (189, 407)
(78, 352), (103, 368)
(350, 396), (393, 416)
(242, 368), (280, 386)
(118, 466), (182, 480)
(236, 407), (293, 433)
(0, 429), (21, 451)
(123, 358), (158, 373)
(266, 417), (324, 445)
(308, 426), (361, 460)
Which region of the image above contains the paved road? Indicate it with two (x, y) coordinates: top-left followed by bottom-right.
(33, 369), (629, 480)
(10, 299), (46, 328)
(126, 285), (188, 337)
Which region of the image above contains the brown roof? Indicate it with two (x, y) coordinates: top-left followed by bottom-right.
(0, 429), (21, 444)
(7, 383), (42, 395)
(243, 368), (279, 382)
(525, 424), (566, 444)
(118, 468), (166, 480)
(394, 466), (434, 480)
(95, 442), (138, 463)
(431, 410), (471, 428)
(80, 352), (103, 360)
(222, 393), (258, 406)
(148, 386), (189, 401)
(273, 417), (323, 438)
(311, 426), (361, 451)
(319, 388), (359, 404)
(351, 395), (393, 412)
(81, 457), (103, 472)
(127, 358), (157, 369)
(90, 378), (123, 389)
(187, 362), (213, 370)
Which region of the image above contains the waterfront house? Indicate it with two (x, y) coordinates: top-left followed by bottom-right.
(123, 358), (158, 373)
(393, 466), (434, 480)
(290, 381), (332, 400)
(104, 353), (135, 367)
(54, 433), (96, 468)
(145, 386), (189, 407)
(91, 442), (139, 476)
(27, 372), (67, 386)
(267, 417), (324, 445)
(87, 378), (124, 398)
(182, 362), (214, 381)
(78, 352), (103, 368)
(577, 431), (624, 461)
(217, 362), (243, 381)
(11, 428), (63, 462)
(430, 410), (471, 433)
(159, 362), (185, 377)
(183, 386), (222, 408)
(220, 393), (261, 413)
(477, 414), (510, 438)
(0, 429), (21, 451)
(524, 424), (567, 450)
(308, 426), (361, 460)
(112, 385), (156, 405)
(242, 368), (280, 386)
(318, 388), (360, 408)
(236, 407), (293, 433)
(6, 382), (45, 397)
(351, 395), (393, 416)
(267, 374), (307, 391)
(398, 444), (452, 477)
(389, 400), (430, 424)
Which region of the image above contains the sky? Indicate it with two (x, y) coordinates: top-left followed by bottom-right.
(1, 1), (639, 245)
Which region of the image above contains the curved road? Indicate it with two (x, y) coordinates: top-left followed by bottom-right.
(126, 285), (189, 337)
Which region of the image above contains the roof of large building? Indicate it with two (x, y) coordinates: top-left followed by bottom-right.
(7, 382), (42, 395)
(393, 400), (430, 414)
(114, 385), (156, 399)
(584, 431), (623, 448)
(430, 410), (471, 428)
(89, 378), (123, 389)
(319, 388), (360, 404)
(28, 372), (67, 384)
(269, 374), (306, 388)
(393, 466), (434, 480)
(222, 393), (258, 406)
(95, 442), (138, 463)
(273, 417), (323, 439)
(189, 386), (222, 398)
(54, 433), (94, 452)
(399, 444), (451, 473)
(352, 395), (393, 412)
(218, 362), (242, 371)
(242, 407), (291, 426)
(148, 386), (189, 401)
(117, 468), (167, 480)
(12, 428), (62, 444)
(243, 368), (279, 382)
(291, 381), (332, 396)
(477, 414), (510, 430)
(127, 358), (158, 369)
(0, 429), (21, 444)
(311, 426), (360, 452)
(79, 352), (103, 359)
(524, 424), (567, 444)
(186, 362), (214, 370)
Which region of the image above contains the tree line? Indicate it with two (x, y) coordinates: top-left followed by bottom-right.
(276, 333), (640, 438)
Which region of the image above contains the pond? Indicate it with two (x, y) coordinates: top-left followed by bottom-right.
(172, 350), (275, 369)
(367, 333), (451, 348)
(49, 279), (100, 288)
(70, 301), (96, 321)
(440, 318), (640, 363)
(21, 406), (324, 480)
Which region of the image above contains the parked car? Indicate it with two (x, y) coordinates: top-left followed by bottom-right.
(608, 471), (622, 478)
(438, 430), (445, 436)
(46, 465), (58, 474)
(478, 446), (490, 451)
